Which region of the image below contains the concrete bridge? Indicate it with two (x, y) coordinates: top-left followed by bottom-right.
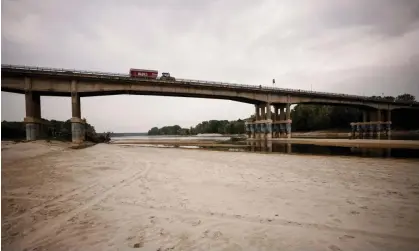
(2, 64), (419, 143)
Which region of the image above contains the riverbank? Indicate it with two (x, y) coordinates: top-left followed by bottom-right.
(111, 138), (419, 150)
(111, 139), (246, 148)
(267, 138), (419, 150)
(292, 129), (419, 138)
(2, 141), (419, 250)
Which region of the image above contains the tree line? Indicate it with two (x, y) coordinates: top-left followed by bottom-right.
(148, 93), (418, 135)
(291, 93), (418, 131)
(148, 119), (246, 135)
(1, 119), (111, 142)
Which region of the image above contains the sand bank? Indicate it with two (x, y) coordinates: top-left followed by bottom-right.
(2, 141), (419, 250)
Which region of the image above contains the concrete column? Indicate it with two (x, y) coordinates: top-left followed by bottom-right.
(360, 111), (367, 138)
(266, 103), (271, 120)
(377, 109), (381, 121)
(72, 93), (81, 118)
(369, 111), (376, 138)
(82, 118), (87, 141)
(286, 103), (292, 138)
(260, 123), (265, 140)
(265, 103), (272, 139)
(261, 105), (266, 120)
(255, 104), (260, 120)
(271, 105), (277, 138)
(279, 106), (285, 137)
(254, 123), (259, 140)
(71, 92), (84, 144)
(376, 109), (382, 139)
(267, 140), (272, 152)
(24, 91), (41, 141)
(362, 111), (368, 122)
(387, 109), (392, 138)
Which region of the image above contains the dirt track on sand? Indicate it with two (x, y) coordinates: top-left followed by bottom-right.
(2, 141), (419, 250)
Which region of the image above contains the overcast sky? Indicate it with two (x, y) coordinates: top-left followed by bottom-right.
(2, 0), (419, 132)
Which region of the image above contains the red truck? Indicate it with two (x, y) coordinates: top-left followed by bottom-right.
(129, 68), (158, 79)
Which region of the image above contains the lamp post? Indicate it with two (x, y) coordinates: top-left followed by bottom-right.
(272, 78), (275, 87)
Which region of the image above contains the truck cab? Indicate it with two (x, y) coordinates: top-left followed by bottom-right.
(160, 72), (176, 81)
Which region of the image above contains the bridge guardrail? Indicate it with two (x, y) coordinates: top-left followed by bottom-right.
(2, 64), (418, 105)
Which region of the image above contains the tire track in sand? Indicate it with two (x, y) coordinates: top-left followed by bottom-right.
(100, 202), (419, 245)
(3, 154), (135, 222)
(17, 162), (151, 250)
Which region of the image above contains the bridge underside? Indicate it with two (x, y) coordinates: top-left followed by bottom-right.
(1, 88), (260, 104)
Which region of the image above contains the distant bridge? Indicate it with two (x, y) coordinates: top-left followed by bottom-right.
(1, 64), (418, 142)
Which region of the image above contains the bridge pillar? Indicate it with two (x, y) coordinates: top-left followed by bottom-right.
(361, 111), (368, 138)
(386, 110), (392, 138)
(266, 103), (272, 140)
(71, 92), (84, 144)
(351, 108), (392, 140)
(279, 105), (285, 137)
(254, 104), (261, 139)
(261, 104), (266, 120)
(369, 111), (376, 138)
(286, 103), (292, 138)
(254, 123), (259, 140)
(245, 122), (255, 139)
(255, 104), (260, 121)
(24, 91), (45, 141)
(376, 109), (382, 139)
(273, 105), (279, 138)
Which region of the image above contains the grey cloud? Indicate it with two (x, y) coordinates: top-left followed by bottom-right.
(2, 0), (419, 132)
(295, 0), (419, 37)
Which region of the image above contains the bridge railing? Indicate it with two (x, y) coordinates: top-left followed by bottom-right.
(2, 64), (418, 105)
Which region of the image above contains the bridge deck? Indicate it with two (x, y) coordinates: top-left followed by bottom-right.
(2, 64), (418, 106)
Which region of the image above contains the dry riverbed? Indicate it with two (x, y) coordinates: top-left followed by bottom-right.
(2, 141), (419, 250)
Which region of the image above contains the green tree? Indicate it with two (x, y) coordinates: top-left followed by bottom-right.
(396, 94), (416, 102)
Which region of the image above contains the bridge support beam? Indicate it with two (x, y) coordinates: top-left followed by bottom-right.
(272, 105), (279, 138)
(279, 105), (286, 138)
(71, 91), (85, 144)
(247, 103), (292, 140)
(24, 91), (47, 141)
(350, 109), (391, 140)
(387, 110), (392, 137)
(258, 103), (293, 139)
(254, 104), (261, 139)
(286, 103), (292, 138)
(265, 103), (272, 140)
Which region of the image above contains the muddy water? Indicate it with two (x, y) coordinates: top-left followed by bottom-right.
(2, 141), (419, 250)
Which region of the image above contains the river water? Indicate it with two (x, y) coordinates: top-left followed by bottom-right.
(111, 135), (419, 159)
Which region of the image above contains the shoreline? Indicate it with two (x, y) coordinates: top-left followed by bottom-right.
(111, 138), (419, 150)
(265, 138), (419, 149)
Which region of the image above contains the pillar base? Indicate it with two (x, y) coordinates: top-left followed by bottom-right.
(286, 120), (292, 138)
(25, 123), (38, 141)
(71, 117), (85, 143)
(24, 117), (49, 141)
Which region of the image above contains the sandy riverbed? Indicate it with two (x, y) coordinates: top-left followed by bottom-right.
(2, 141), (419, 250)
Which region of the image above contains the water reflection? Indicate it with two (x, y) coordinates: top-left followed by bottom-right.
(245, 140), (419, 159)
